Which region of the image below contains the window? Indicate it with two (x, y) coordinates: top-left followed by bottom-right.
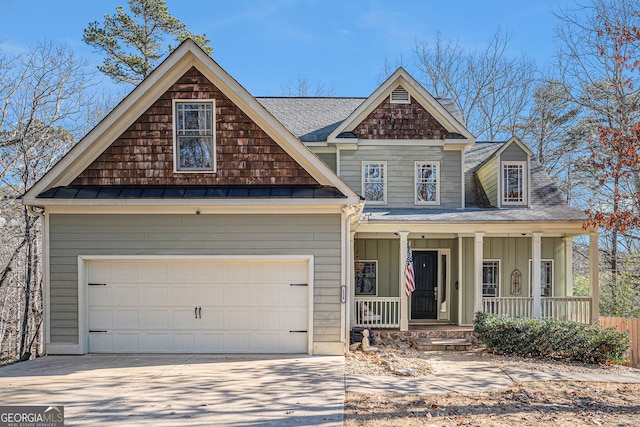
(362, 162), (386, 204)
(529, 259), (553, 297)
(482, 260), (500, 297)
(355, 261), (377, 296)
(415, 162), (440, 204)
(502, 161), (526, 205)
(174, 100), (215, 172)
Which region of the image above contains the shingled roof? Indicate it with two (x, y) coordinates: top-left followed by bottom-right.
(258, 97), (464, 142)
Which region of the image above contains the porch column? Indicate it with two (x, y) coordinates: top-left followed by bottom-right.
(399, 231), (410, 331)
(349, 231), (356, 328)
(589, 230), (600, 323)
(564, 236), (573, 296)
(473, 232), (484, 313)
(532, 232), (542, 318)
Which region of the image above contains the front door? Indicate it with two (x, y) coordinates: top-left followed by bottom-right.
(411, 250), (438, 319)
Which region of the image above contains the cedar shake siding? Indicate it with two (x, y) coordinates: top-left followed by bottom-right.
(352, 97), (449, 140)
(73, 67), (318, 186)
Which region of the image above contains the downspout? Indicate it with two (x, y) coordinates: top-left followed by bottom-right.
(27, 205), (46, 355)
(341, 203), (363, 353)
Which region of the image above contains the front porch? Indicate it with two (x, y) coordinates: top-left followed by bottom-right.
(355, 295), (593, 328)
(349, 218), (600, 333)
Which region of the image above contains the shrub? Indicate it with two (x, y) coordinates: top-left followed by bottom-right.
(473, 312), (630, 364)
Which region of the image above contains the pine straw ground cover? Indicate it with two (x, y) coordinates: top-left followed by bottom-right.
(345, 381), (640, 426)
(345, 345), (640, 426)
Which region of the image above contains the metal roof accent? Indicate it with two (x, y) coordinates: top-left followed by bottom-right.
(37, 185), (347, 199)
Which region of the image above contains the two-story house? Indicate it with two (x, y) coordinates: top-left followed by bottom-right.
(22, 40), (598, 356)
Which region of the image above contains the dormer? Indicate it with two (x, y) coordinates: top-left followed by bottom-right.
(327, 68), (475, 149)
(475, 136), (534, 208)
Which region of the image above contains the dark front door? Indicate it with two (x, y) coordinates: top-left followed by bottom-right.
(411, 250), (438, 319)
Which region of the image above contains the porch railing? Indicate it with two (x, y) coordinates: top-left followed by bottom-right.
(482, 297), (592, 324)
(354, 297), (400, 328)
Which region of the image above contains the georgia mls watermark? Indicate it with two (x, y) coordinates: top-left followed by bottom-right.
(0, 406), (64, 427)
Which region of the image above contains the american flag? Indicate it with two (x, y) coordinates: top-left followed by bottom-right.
(405, 243), (415, 296)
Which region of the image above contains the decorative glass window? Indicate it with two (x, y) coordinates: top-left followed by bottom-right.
(415, 162), (439, 205)
(362, 162), (386, 204)
(355, 261), (377, 296)
(174, 100), (215, 171)
(482, 260), (500, 297)
(529, 259), (554, 297)
(502, 161), (526, 205)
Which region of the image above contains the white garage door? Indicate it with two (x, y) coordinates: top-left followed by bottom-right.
(87, 258), (310, 353)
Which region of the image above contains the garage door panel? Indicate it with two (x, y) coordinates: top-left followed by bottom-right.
(169, 333), (195, 351)
(170, 309), (197, 329)
(90, 309), (113, 329)
(113, 333), (140, 352)
(89, 333), (113, 352)
(89, 286), (112, 306)
(194, 287), (223, 306)
(113, 310), (139, 328)
(199, 310), (224, 329)
(88, 259), (310, 353)
(140, 286), (168, 306)
(140, 333), (170, 352)
(195, 332), (225, 352)
(224, 287), (249, 306)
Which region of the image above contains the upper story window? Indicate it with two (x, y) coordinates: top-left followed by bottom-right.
(502, 161), (527, 205)
(362, 161), (386, 204)
(173, 100), (215, 172)
(415, 162), (440, 205)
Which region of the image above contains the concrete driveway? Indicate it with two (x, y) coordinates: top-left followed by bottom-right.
(0, 354), (344, 426)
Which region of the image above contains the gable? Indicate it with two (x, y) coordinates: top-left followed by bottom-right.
(500, 142), (529, 162)
(327, 69), (475, 145)
(351, 94), (448, 140)
(72, 67), (317, 186)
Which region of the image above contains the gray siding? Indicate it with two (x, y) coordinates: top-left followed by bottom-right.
(313, 151), (337, 173)
(340, 146), (462, 208)
(48, 213), (342, 345)
(476, 156), (498, 207)
(500, 143), (528, 162)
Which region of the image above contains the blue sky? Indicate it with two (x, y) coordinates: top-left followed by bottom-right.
(1, 0), (575, 96)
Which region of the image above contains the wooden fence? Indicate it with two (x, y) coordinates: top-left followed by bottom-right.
(599, 317), (640, 368)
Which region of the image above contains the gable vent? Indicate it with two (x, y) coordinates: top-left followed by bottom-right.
(390, 86), (410, 103)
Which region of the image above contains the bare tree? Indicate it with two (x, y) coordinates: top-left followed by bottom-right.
(513, 79), (582, 192)
(412, 29), (537, 140)
(0, 41), (94, 362)
(282, 74), (336, 97)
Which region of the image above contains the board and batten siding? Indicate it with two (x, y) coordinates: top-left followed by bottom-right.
(48, 213), (342, 346)
(476, 156), (498, 207)
(339, 146), (462, 208)
(354, 237), (459, 322)
(460, 236), (566, 324)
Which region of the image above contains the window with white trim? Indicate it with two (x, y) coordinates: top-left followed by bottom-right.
(174, 100), (215, 171)
(362, 162), (386, 204)
(482, 260), (500, 297)
(502, 161), (527, 205)
(529, 259), (554, 297)
(415, 161), (440, 205)
(355, 260), (377, 296)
